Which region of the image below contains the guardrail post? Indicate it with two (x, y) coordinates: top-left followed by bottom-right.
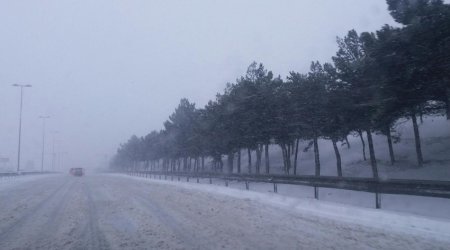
(273, 183), (278, 193)
(245, 181), (249, 190)
(314, 186), (319, 199)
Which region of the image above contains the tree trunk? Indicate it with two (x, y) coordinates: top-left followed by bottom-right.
(293, 138), (300, 175)
(313, 137), (320, 176)
(280, 144), (287, 174)
(446, 87), (450, 120)
(411, 113), (424, 167)
(366, 129), (378, 179)
(287, 144), (291, 174)
(201, 156), (205, 171)
(247, 148), (252, 174)
(227, 153), (234, 174)
(219, 157), (224, 172)
(332, 139), (342, 177)
(264, 144), (270, 174)
(386, 127), (395, 165)
(237, 150), (241, 174)
(255, 145), (262, 174)
(358, 130), (367, 161)
(345, 136), (350, 149)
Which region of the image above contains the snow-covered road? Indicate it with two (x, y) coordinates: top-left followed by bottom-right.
(0, 174), (449, 250)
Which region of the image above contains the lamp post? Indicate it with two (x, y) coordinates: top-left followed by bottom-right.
(51, 131), (58, 171)
(39, 116), (50, 172)
(12, 84), (32, 172)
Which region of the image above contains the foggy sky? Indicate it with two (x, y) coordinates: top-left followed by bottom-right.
(0, 0), (397, 171)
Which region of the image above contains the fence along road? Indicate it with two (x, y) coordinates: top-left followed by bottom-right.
(128, 170), (450, 209)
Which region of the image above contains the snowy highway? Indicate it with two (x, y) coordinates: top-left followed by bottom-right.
(0, 174), (449, 250)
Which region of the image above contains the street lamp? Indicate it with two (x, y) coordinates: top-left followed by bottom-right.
(12, 84), (32, 172)
(39, 116), (50, 172)
(51, 131), (58, 171)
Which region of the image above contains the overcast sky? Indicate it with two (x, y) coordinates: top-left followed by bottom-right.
(0, 0), (398, 171)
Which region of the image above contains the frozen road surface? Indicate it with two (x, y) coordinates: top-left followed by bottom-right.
(0, 174), (449, 250)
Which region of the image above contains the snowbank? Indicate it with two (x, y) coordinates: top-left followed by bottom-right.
(116, 173), (450, 243)
(0, 174), (56, 191)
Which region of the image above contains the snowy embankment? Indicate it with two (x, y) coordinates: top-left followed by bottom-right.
(247, 116), (450, 180)
(118, 173), (450, 244)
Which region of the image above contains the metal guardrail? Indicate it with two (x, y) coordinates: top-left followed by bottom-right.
(0, 171), (55, 178)
(128, 170), (450, 209)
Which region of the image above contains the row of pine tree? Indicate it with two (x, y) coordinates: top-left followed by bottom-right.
(111, 0), (450, 178)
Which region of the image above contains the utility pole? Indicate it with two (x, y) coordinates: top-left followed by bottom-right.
(51, 131), (58, 171)
(12, 84), (32, 172)
(39, 116), (50, 172)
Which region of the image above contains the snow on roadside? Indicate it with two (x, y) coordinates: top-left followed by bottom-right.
(0, 174), (56, 191)
(114, 173), (450, 243)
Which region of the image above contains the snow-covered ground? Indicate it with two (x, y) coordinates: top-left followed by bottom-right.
(159, 175), (450, 220)
(121, 174), (450, 241)
(0, 174), (52, 190)
(1, 173), (449, 250)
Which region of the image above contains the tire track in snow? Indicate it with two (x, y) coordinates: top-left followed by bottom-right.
(0, 177), (70, 242)
(95, 175), (198, 249)
(79, 180), (111, 250)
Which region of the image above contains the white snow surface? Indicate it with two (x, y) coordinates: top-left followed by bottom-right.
(1, 173), (449, 250)
(0, 174), (52, 190)
(120, 174), (450, 243)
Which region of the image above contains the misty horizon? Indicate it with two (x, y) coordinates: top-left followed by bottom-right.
(0, 0), (397, 171)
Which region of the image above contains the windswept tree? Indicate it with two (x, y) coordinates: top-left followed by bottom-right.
(322, 63), (353, 176)
(287, 62), (329, 177)
(332, 30), (380, 178)
(163, 98), (199, 171)
(227, 62), (275, 174)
